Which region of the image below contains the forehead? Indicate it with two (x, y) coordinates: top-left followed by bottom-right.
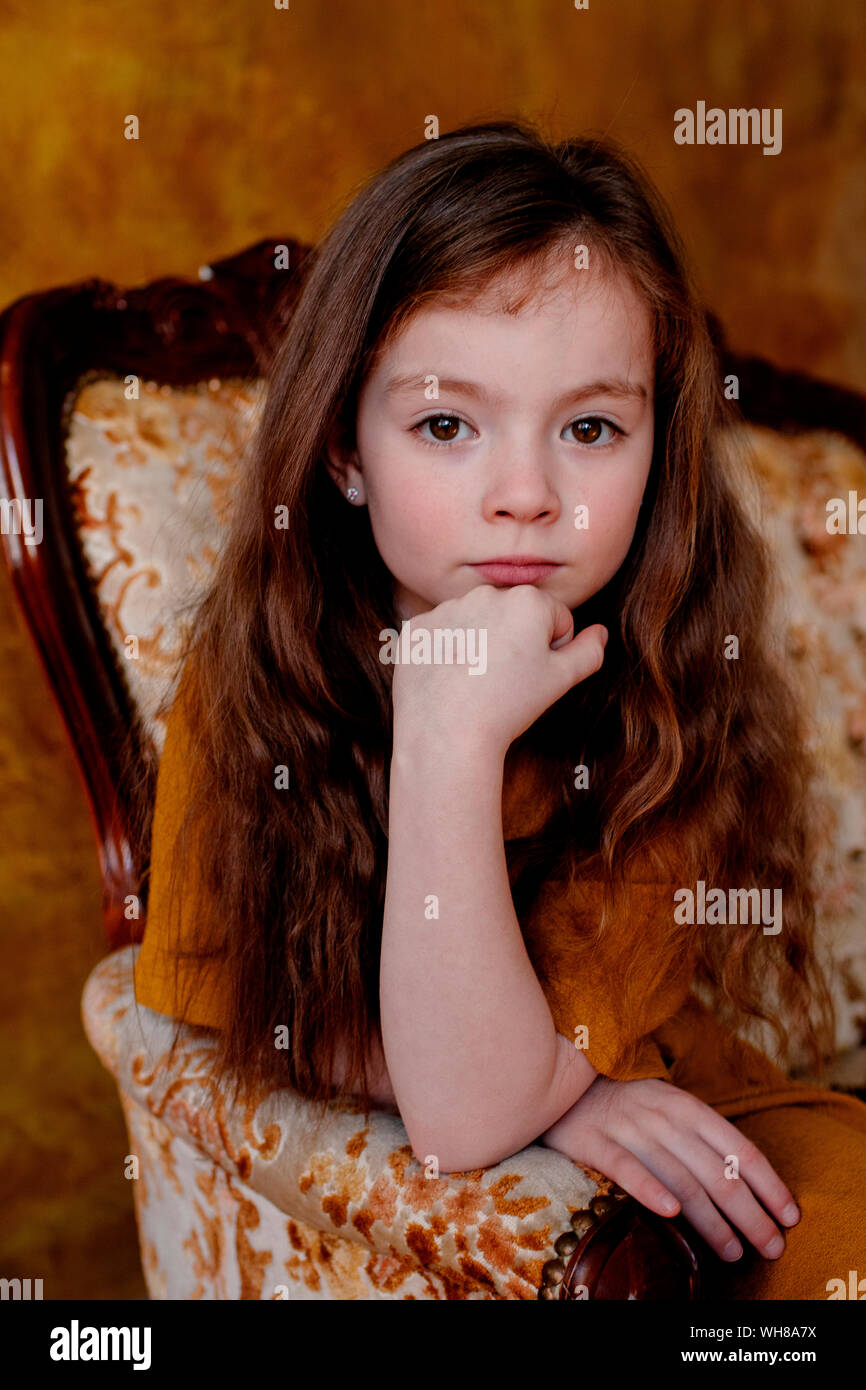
(366, 258), (656, 400)
(371, 258), (654, 386)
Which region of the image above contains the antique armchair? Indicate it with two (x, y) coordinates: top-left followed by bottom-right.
(2, 240), (865, 1300)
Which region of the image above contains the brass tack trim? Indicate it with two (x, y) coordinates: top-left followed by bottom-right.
(554, 1231), (579, 1259)
(541, 1257), (566, 1286)
(539, 1188), (628, 1298)
(589, 1195), (617, 1219)
(570, 1210), (594, 1238)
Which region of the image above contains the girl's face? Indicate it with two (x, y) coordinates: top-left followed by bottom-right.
(326, 259), (655, 623)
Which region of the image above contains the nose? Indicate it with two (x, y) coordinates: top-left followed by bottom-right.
(481, 456), (562, 524)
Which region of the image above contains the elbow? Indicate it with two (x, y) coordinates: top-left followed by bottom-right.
(410, 1144), (491, 1177)
(405, 1122), (459, 1175)
(407, 1123), (514, 1176)
(399, 1038), (578, 1174)
(399, 1100), (490, 1175)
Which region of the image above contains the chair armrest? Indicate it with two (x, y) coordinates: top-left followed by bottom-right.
(82, 945), (693, 1299)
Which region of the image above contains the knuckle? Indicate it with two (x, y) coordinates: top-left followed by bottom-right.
(510, 583), (543, 609)
(699, 1208), (737, 1247)
(674, 1174), (703, 1204)
(750, 1217), (781, 1248)
(736, 1137), (764, 1167)
(679, 1200), (732, 1251)
(707, 1168), (739, 1205)
(639, 1079), (670, 1097)
(713, 1172), (742, 1206)
(646, 1090), (687, 1123)
(680, 1090), (710, 1117)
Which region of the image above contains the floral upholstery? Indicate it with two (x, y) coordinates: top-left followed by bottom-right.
(65, 375), (266, 752)
(717, 427), (866, 1071)
(82, 943), (607, 1300)
(69, 374), (866, 1298)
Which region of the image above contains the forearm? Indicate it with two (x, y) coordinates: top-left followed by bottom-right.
(380, 725), (596, 1171)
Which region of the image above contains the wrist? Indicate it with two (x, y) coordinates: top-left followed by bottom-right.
(539, 1107), (575, 1151)
(392, 709), (507, 769)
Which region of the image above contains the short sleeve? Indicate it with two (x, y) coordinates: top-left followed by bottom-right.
(133, 661), (232, 1030)
(520, 871), (697, 1084)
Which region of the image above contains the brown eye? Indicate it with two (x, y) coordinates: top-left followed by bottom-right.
(412, 414), (472, 449)
(567, 417), (622, 447)
(573, 419), (603, 443)
(428, 415), (461, 441)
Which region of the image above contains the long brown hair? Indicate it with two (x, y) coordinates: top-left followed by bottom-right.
(127, 118), (835, 1131)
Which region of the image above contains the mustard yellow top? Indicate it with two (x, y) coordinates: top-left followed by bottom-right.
(134, 659), (802, 1111)
(133, 659), (230, 1030)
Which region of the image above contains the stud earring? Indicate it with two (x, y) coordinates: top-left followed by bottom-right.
(346, 487), (359, 502)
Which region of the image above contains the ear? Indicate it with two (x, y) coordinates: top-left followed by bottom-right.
(323, 421), (365, 503)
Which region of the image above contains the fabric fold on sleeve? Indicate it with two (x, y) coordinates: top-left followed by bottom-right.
(520, 869), (698, 1084)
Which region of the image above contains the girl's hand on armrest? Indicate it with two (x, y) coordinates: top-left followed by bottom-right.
(539, 1075), (801, 1264)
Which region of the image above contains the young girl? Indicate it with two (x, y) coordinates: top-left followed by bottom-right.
(133, 118), (866, 1301)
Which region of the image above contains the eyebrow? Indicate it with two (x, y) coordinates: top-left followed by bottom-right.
(383, 373), (649, 408)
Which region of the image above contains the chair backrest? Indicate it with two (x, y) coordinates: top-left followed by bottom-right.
(0, 237), (311, 946)
(1, 242), (865, 964)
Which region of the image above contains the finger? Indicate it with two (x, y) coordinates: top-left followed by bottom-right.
(547, 598), (576, 651)
(696, 1111), (800, 1230)
(552, 624), (608, 686)
(553, 617), (606, 669)
(550, 619), (607, 655)
(654, 1128), (787, 1262)
(623, 1139), (747, 1261)
(571, 1134), (682, 1219)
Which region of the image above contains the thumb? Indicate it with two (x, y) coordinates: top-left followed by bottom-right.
(548, 599), (577, 650)
(552, 622), (609, 686)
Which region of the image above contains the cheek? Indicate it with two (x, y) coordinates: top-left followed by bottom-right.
(584, 491), (644, 565)
(373, 475), (459, 554)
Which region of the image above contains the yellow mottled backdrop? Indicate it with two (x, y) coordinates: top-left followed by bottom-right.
(0, 0), (863, 1298)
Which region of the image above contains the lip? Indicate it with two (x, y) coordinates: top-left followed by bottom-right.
(470, 558), (561, 585)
